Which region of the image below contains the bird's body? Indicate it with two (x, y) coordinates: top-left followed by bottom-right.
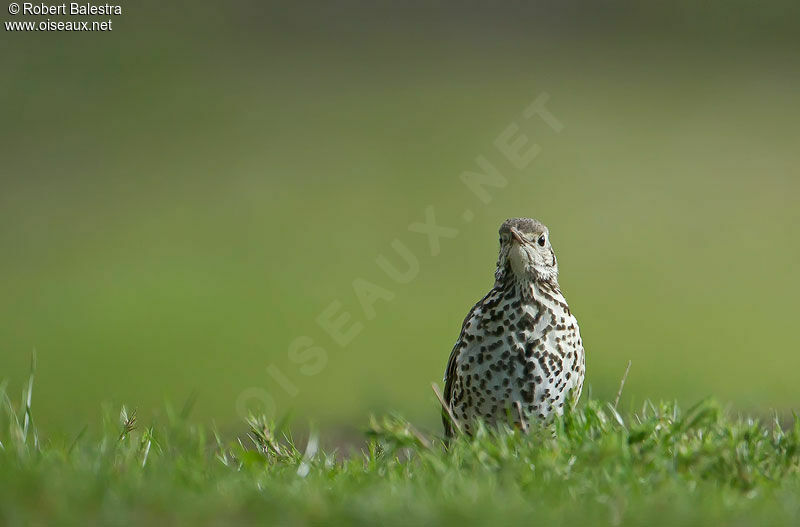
(442, 218), (585, 436)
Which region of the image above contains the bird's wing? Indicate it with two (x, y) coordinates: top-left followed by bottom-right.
(441, 292), (491, 437)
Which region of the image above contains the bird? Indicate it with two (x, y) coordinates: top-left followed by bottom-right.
(441, 218), (585, 437)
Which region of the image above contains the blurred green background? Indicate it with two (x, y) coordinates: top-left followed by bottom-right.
(1, 2), (799, 434)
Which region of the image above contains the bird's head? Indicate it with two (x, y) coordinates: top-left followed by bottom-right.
(495, 217), (558, 285)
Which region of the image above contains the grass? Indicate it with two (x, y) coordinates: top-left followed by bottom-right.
(2, 369), (800, 526)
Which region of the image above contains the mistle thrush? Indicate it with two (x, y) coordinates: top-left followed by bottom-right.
(442, 218), (585, 436)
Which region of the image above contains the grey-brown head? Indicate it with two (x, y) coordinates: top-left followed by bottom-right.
(495, 218), (558, 285)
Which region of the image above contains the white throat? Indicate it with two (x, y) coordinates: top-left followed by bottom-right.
(509, 244), (531, 279)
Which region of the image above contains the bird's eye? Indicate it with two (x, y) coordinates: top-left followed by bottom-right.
(537, 235), (546, 247)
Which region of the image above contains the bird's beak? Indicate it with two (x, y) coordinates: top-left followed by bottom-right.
(510, 227), (525, 245)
